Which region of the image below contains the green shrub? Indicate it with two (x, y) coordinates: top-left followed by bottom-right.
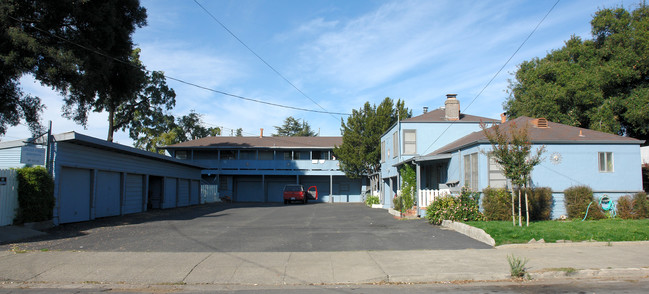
(393, 164), (416, 212)
(643, 164), (649, 193)
(630, 192), (649, 219)
(15, 166), (55, 224)
(483, 187), (512, 221)
(617, 195), (635, 219)
(426, 188), (484, 225)
(523, 187), (553, 221)
(564, 186), (605, 220)
(483, 187), (553, 221)
(365, 195), (380, 206)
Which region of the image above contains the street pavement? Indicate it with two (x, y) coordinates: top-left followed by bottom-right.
(0, 203), (648, 289)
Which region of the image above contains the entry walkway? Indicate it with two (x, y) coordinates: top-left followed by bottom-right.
(1, 241), (647, 285)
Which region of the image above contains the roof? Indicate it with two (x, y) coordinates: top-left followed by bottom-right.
(429, 116), (645, 156)
(401, 108), (498, 123)
(162, 136), (343, 149)
(0, 132), (204, 169)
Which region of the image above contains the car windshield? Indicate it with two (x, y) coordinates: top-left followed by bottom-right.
(284, 185), (302, 192)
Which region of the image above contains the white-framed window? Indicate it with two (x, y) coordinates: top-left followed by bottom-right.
(598, 152), (613, 172)
(488, 154), (507, 188)
(392, 132), (398, 158)
(403, 130), (416, 154)
(463, 153), (479, 190)
(381, 141), (386, 163)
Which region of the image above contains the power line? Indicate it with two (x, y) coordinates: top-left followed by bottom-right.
(193, 0), (341, 121)
(420, 0), (560, 155)
(6, 15), (350, 117)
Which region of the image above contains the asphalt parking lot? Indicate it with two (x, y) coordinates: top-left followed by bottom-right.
(4, 203), (491, 252)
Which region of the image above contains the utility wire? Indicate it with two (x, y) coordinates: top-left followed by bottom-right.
(421, 0), (560, 155)
(193, 0), (340, 121)
(6, 15), (350, 116)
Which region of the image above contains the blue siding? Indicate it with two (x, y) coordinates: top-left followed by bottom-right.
(190, 180), (200, 205)
(0, 147), (25, 169)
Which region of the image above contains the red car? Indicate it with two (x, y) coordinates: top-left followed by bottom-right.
(283, 184), (318, 204)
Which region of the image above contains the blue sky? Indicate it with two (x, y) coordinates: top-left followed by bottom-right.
(3, 0), (634, 145)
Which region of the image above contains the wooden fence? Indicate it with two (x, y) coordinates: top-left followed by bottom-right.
(418, 188), (450, 208)
(0, 169), (18, 226)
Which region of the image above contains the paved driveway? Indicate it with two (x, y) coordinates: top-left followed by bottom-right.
(5, 203), (491, 252)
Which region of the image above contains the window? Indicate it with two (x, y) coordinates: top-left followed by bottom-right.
(239, 150), (256, 160)
(381, 141), (386, 162)
(392, 132), (398, 158)
(258, 150), (273, 160)
(312, 150), (330, 160)
(598, 152), (613, 172)
(220, 150), (236, 160)
(488, 154), (506, 188)
(463, 153), (478, 190)
(293, 151), (309, 160)
(175, 150), (188, 160)
(283, 151), (292, 160)
(403, 130), (416, 154)
(219, 176), (229, 191)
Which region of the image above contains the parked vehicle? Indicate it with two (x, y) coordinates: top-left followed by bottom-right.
(283, 184), (318, 204)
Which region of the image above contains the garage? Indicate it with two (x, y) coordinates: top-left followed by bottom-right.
(178, 179), (190, 207)
(190, 180), (200, 205)
(58, 167), (92, 223)
(266, 177), (297, 202)
(124, 174), (144, 214)
(95, 170), (121, 218)
(235, 177), (263, 202)
(163, 177), (177, 209)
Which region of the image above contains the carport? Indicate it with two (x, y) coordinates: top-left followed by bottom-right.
(0, 132), (204, 225)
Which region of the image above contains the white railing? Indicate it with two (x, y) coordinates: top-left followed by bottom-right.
(0, 169), (18, 226)
(418, 188), (450, 208)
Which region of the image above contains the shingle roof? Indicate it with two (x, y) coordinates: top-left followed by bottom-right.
(401, 108), (498, 123)
(162, 136), (342, 149)
(429, 116), (644, 156)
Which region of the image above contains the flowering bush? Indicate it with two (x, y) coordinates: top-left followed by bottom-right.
(426, 188), (484, 225)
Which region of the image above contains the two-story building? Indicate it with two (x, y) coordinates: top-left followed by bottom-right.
(161, 135), (365, 203)
(378, 94), (498, 207)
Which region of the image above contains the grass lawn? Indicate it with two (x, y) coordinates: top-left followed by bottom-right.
(464, 219), (649, 246)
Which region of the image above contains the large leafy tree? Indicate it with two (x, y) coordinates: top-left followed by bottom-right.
(1, 0), (147, 139)
(505, 5), (649, 142)
(132, 110), (220, 153)
(273, 116), (316, 137)
(481, 121), (545, 227)
(334, 97), (410, 178)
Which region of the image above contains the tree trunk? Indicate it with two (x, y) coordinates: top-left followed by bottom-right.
(509, 180), (515, 226)
(518, 188), (522, 227)
(524, 185), (530, 227)
(107, 109), (115, 142)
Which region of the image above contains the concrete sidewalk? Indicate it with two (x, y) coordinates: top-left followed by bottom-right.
(1, 241), (647, 286)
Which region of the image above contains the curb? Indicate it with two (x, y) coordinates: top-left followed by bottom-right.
(440, 220), (495, 247)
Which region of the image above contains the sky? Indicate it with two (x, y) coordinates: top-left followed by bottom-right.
(2, 0), (636, 146)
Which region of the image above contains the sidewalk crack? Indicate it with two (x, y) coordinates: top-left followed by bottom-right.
(183, 253), (212, 283)
(366, 251), (390, 283)
(282, 252), (293, 285)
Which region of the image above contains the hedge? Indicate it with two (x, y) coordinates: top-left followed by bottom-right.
(617, 192), (649, 219)
(482, 187), (553, 221)
(15, 166), (55, 224)
(564, 186), (605, 220)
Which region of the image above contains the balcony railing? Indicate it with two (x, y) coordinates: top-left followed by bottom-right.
(191, 159), (340, 171)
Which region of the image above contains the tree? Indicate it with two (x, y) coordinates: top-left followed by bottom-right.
(235, 128), (243, 137)
(131, 110), (220, 153)
(481, 121), (545, 227)
(334, 97), (411, 178)
(1, 0), (147, 138)
(505, 5), (649, 143)
(273, 116), (316, 136)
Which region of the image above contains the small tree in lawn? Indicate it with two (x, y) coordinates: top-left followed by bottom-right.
(481, 121), (545, 227)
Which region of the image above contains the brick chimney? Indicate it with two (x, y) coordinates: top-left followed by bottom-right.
(500, 113), (507, 123)
(260, 128), (264, 138)
(444, 94), (460, 121)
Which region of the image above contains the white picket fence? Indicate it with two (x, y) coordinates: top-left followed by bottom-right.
(418, 188), (451, 208)
(0, 169), (19, 226)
